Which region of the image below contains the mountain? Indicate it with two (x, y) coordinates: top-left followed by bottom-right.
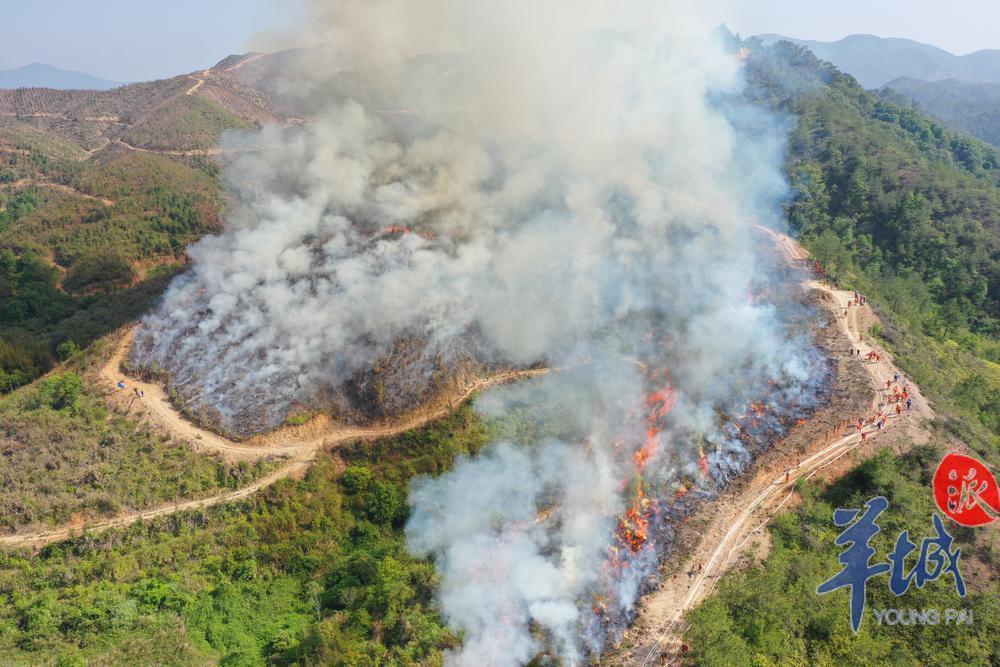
(884, 76), (1000, 148)
(756, 33), (1000, 88)
(0, 62), (124, 90)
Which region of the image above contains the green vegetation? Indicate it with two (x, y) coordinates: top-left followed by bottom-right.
(0, 125), (90, 163)
(0, 188), (41, 232)
(0, 149), (222, 391)
(0, 245), (179, 391)
(0, 370), (275, 534)
(0, 405), (497, 665)
(6, 152), (222, 265)
(684, 447), (1000, 666)
(885, 77), (1000, 150)
(119, 96), (252, 152)
(62, 250), (136, 294)
(747, 40), (999, 458)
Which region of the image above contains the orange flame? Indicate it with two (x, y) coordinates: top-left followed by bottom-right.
(380, 225), (412, 235)
(617, 483), (651, 552)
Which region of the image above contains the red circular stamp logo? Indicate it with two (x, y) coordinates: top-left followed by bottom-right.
(933, 453), (1000, 527)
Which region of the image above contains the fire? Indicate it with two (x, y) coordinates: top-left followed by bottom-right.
(617, 482), (651, 553)
(646, 386), (676, 420)
(379, 225), (437, 240)
(633, 385), (676, 471)
(633, 428), (660, 469)
(697, 444), (710, 478)
(380, 225), (411, 235)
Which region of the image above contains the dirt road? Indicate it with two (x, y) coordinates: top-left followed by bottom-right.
(620, 228), (933, 666)
(5, 178), (115, 206)
(0, 455), (315, 550)
(0, 331), (546, 549)
(185, 71), (210, 96)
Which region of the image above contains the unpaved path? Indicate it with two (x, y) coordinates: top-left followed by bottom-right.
(185, 71), (210, 96)
(619, 228), (934, 666)
(0, 456), (314, 550)
(0, 330), (546, 549)
(5, 178), (115, 206)
(113, 137), (228, 157)
(223, 53), (264, 72)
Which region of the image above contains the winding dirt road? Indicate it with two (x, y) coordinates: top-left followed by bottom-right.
(185, 71), (210, 96)
(621, 228), (934, 666)
(0, 331), (546, 549)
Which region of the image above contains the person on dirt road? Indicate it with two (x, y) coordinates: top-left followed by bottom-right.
(906, 398), (912, 411)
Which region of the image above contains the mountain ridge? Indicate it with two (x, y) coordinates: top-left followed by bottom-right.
(0, 62), (124, 90)
(756, 33), (1000, 88)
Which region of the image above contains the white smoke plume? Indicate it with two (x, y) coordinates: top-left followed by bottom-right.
(132, 1), (824, 662)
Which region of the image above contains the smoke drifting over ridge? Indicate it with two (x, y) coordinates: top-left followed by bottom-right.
(133, 1), (824, 662)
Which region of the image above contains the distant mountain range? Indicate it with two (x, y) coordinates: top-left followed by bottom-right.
(0, 63), (124, 90)
(757, 34), (1000, 89)
(756, 34), (1000, 148)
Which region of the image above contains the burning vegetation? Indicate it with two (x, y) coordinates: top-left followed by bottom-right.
(131, 0), (832, 663)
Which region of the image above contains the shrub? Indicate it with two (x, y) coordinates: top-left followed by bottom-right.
(33, 372), (83, 412)
(56, 340), (81, 361)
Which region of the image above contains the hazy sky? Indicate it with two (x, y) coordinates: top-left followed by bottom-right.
(0, 0), (301, 82)
(1, 0), (998, 82)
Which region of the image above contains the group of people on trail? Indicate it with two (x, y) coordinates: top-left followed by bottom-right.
(866, 350), (881, 363)
(850, 345), (915, 444)
(886, 378), (909, 409)
(853, 291), (867, 306)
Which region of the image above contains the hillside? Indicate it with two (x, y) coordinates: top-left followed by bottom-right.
(0, 63), (124, 90)
(885, 76), (1000, 148)
(0, 64), (291, 153)
(758, 33), (1000, 88)
(0, 54), (298, 395)
(678, 39), (1000, 665)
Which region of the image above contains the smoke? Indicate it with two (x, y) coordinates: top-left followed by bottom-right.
(132, 1), (824, 662)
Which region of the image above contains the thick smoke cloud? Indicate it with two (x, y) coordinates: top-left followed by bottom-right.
(134, 1), (819, 663)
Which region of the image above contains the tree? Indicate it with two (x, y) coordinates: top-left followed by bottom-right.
(34, 372), (84, 412)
